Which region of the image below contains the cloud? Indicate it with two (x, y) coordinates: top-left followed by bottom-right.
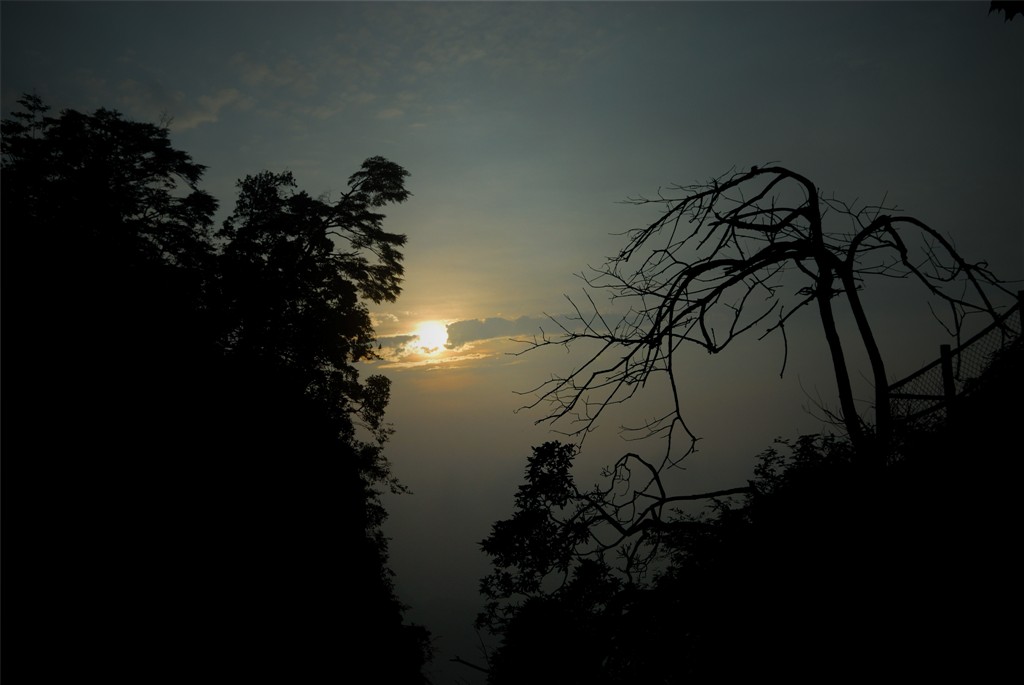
(350, 91), (378, 106)
(229, 49), (398, 124)
(371, 315), (564, 368)
(376, 107), (404, 119)
(232, 53), (318, 97)
(207, 5), (609, 130)
(376, 333), (418, 356)
(116, 80), (248, 131)
(175, 88), (249, 130)
(115, 78), (183, 120)
(376, 351), (489, 371)
(373, 2), (609, 81)
(445, 315), (558, 349)
(372, 312), (400, 327)
(372, 329), (491, 370)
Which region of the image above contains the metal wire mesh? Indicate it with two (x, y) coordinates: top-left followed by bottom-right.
(887, 301), (1022, 430)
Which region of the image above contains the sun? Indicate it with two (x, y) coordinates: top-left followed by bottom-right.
(412, 321), (448, 355)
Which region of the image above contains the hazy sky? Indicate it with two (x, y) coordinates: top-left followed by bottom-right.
(4, 2), (1022, 682)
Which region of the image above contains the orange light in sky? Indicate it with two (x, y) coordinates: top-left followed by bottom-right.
(411, 321), (448, 355)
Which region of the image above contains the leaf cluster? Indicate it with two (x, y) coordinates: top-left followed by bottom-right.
(479, 442), (591, 606)
(2, 95), (430, 681)
(477, 340), (1022, 683)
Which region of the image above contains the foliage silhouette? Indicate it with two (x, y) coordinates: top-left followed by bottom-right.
(479, 340), (1021, 681)
(474, 164), (1018, 681)
(990, 0), (1024, 22)
(2, 95), (430, 681)
(511, 165), (1013, 580)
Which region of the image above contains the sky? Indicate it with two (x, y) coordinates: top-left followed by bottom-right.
(3, 1), (1022, 682)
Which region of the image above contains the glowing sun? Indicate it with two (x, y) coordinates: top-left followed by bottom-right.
(412, 321), (448, 355)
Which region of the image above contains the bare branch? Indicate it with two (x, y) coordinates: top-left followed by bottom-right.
(505, 163), (1012, 583)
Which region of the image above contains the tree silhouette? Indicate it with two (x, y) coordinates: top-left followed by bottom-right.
(480, 340), (1022, 682)
(214, 164), (411, 482)
(521, 165), (1010, 452)
(990, 1), (1024, 22)
(508, 165), (1012, 579)
(472, 166), (1017, 680)
(2, 96), (430, 681)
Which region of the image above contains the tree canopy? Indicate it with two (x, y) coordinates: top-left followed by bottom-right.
(2, 95), (430, 682)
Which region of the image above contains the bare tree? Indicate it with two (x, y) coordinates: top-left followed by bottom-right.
(509, 165), (1012, 576)
(522, 165), (1010, 450)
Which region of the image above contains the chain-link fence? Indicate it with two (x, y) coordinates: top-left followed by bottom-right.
(887, 295), (1022, 430)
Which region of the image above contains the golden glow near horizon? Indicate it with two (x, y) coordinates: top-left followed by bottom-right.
(411, 320), (449, 356)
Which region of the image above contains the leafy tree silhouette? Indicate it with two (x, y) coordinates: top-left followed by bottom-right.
(2, 95), (430, 681)
(479, 341), (1021, 682)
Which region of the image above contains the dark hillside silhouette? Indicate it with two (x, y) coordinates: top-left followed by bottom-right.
(2, 95), (430, 681)
(478, 339), (1021, 682)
